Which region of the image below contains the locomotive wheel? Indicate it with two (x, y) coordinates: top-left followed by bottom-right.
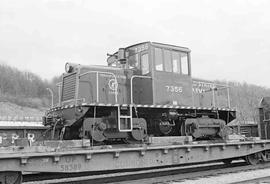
(245, 153), (260, 165)
(90, 130), (106, 142)
(0, 172), (22, 184)
(131, 128), (147, 141)
(159, 120), (173, 135)
(124, 130), (147, 144)
(87, 123), (106, 142)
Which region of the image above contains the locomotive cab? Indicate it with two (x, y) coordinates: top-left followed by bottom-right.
(149, 42), (192, 106)
(108, 42), (193, 106)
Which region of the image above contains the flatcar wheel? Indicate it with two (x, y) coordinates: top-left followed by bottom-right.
(246, 153), (260, 165)
(0, 171), (22, 184)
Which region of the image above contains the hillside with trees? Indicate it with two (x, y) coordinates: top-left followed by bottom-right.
(0, 64), (49, 108)
(0, 63), (269, 122)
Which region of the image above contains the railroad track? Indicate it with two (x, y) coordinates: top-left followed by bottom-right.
(110, 161), (270, 184)
(21, 160), (261, 184)
(234, 176), (270, 184)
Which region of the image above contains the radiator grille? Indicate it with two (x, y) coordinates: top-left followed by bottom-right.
(62, 73), (76, 102)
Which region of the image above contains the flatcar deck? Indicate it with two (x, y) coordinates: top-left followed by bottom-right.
(0, 138), (270, 174)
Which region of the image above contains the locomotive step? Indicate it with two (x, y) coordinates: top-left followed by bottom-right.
(119, 115), (132, 118)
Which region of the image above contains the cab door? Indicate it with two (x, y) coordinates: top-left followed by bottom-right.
(132, 51), (153, 105)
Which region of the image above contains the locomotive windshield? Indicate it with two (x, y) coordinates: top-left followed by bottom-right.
(127, 51), (149, 74)
(106, 43), (149, 75)
(127, 52), (139, 69)
(126, 43), (150, 75)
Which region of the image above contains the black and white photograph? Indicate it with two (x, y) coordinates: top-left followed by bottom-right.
(0, 0), (270, 183)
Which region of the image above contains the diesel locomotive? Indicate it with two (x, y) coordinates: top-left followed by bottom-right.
(44, 42), (236, 143)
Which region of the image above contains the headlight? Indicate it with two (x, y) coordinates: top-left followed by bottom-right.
(65, 63), (73, 73)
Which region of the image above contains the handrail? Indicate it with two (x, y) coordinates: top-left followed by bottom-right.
(192, 80), (231, 108)
(130, 75), (152, 104)
(56, 82), (62, 106)
(227, 84), (231, 108)
(79, 71), (118, 103)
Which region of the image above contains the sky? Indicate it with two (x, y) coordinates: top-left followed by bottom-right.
(0, 0), (270, 87)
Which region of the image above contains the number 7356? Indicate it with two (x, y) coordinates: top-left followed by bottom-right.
(165, 86), (183, 93)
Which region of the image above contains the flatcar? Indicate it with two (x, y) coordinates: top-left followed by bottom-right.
(43, 42), (236, 143)
(1, 97), (270, 184)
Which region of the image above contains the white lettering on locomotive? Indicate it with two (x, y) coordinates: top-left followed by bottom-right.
(133, 44), (148, 53)
(192, 88), (206, 93)
(193, 81), (215, 88)
(108, 79), (118, 92)
(192, 81), (216, 94)
(165, 86), (183, 93)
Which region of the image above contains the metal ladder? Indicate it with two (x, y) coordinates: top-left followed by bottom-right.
(118, 105), (133, 132)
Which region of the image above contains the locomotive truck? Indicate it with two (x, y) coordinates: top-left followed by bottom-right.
(44, 42), (236, 143)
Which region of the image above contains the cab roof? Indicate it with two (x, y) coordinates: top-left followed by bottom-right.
(125, 41), (191, 53)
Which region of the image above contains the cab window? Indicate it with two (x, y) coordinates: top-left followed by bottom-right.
(181, 53), (189, 75)
(172, 51), (181, 74)
(155, 48), (163, 71)
(164, 49), (172, 72)
(154, 47), (189, 75)
(141, 53), (149, 75)
(128, 53), (139, 69)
